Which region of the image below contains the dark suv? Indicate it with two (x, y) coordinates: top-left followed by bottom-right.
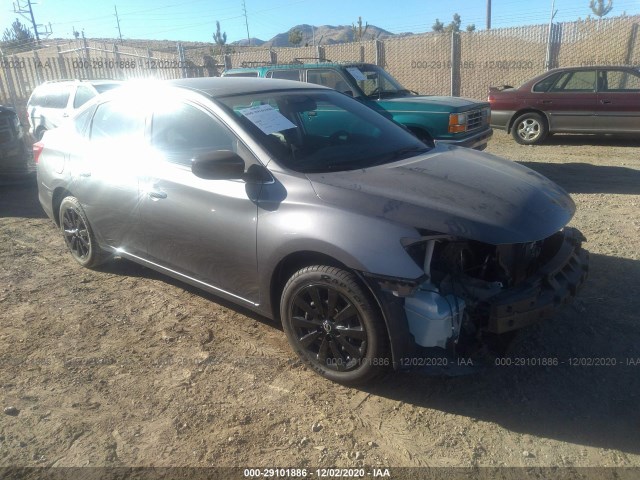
(223, 62), (493, 150)
(0, 105), (34, 177)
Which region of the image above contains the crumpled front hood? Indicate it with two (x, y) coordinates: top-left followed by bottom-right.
(306, 145), (575, 245)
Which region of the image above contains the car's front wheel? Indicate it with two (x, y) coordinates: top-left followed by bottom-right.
(59, 196), (109, 268)
(511, 112), (548, 145)
(280, 265), (388, 385)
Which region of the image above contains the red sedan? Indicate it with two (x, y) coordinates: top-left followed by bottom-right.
(488, 66), (640, 144)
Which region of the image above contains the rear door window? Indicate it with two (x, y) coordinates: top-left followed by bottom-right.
(90, 100), (145, 141)
(44, 86), (72, 108)
(268, 69), (301, 81)
(73, 86), (96, 109)
(551, 71), (596, 92)
(307, 69), (352, 93)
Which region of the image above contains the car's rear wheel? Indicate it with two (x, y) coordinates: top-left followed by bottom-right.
(35, 127), (47, 141)
(511, 112), (548, 145)
(280, 266), (388, 385)
(59, 196), (109, 268)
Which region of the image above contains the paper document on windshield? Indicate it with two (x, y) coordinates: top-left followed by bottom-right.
(239, 104), (297, 135)
(346, 67), (367, 81)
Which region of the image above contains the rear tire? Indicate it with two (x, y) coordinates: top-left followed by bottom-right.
(511, 112), (548, 145)
(280, 265), (388, 385)
(35, 127), (47, 141)
(59, 196), (109, 268)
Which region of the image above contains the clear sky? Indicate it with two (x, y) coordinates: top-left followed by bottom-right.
(3, 0), (640, 44)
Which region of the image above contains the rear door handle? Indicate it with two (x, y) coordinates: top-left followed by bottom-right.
(541, 100), (553, 104)
(600, 99), (612, 104)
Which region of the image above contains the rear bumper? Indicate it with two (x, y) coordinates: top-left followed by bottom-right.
(0, 143), (35, 177)
(490, 110), (516, 131)
(437, 127), (493, 150)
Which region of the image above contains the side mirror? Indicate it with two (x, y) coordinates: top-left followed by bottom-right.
(192, 150), (245, 180)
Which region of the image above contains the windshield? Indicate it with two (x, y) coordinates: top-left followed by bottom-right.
(345, 65), (413, 98)
(216, 89), (431, 174)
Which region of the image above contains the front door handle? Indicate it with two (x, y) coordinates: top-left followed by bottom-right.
(600, 99), (612, 104)
(541, 100), (553, 104)
(148, 190), (167, 199)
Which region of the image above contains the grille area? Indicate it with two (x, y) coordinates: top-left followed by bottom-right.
(466, 108), (489, 131)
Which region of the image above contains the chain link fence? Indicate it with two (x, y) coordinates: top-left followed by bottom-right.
(2, 15), (639, 108)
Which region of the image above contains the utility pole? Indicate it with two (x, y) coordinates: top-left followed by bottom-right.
(544, 0), (558, 70)
(242, 0), (250, 46)
(486, 0), (491, 30)
(13, 0), (40, 44)
(114, 5), (123, 44)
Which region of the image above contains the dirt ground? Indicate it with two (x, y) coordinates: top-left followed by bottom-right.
(1, 131), (639, 474)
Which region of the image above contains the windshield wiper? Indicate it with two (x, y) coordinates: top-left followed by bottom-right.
(367, 89), (401, 99)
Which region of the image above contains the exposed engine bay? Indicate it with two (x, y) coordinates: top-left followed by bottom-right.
(379, 227), (589, 356)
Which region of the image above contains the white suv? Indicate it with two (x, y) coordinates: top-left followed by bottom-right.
(27, 79), (121, 140)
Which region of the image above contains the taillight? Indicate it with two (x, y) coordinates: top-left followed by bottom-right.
(33, 142), (44, 164)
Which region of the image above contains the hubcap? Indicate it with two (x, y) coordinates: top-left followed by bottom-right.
(62, 208), (91, 261)
(517, 118), (541, 141)
(290, 285), (367, 372)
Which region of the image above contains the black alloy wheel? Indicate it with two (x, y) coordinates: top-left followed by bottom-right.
(59, 196), (108, 268)
(281, 266), (387, 385)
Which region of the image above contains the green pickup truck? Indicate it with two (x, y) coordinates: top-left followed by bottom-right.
(222, 62), (492, 150)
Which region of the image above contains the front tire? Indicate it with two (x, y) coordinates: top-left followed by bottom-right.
(59, 196), (109, 268)
(280, 266), (388, 385)
(511, 112), (548, 145)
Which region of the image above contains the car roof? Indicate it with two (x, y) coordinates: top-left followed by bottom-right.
(520, 65), (640, 87)
(168, 76), (329, 97)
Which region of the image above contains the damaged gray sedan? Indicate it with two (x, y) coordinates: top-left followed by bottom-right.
(36, 78), (589, 384)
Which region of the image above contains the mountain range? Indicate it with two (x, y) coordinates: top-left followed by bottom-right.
(231, 24), (407, 48)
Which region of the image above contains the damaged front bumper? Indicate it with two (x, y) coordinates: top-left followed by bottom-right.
(485, 227), (589, 333)
(361, 227), (589, 368)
